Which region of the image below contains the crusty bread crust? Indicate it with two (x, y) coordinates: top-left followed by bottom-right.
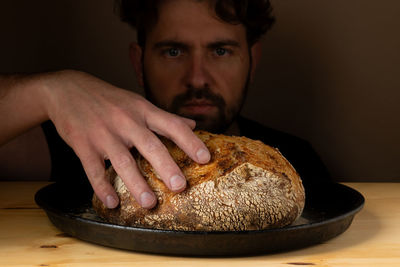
(92, 131), (305, 231)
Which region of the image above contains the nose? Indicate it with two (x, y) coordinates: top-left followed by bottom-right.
(185, 53), (211, 89)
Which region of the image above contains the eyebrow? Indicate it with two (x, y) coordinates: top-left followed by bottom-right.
(153, 41), (188, 50)
(207, 40), (241, 49)
(153, 39), (241, 50)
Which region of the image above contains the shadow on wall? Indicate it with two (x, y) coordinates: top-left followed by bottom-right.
(242, 0), (400, 182)
(0, 0), (137, 90)
(0, 1), (399, 181)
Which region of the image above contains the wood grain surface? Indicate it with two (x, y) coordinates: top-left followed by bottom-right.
(0, 181), (399, 266)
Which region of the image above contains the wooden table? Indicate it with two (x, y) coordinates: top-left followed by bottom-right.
(0, 182), (399, 266)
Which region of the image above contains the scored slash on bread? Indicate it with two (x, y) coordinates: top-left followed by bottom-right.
(92, 131), (305, 231)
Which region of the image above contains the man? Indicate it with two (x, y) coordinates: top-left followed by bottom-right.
(0, 0), (330, 210)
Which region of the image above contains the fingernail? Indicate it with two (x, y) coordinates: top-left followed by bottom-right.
(140, 191), (156, 208)
(170, 175), (186, 191)
(106, 195), (119, 209)
(196, 148), (210, 163)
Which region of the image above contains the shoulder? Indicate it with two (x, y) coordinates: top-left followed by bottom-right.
(237, 116), (331, 184)
(237, 116), (308, 148)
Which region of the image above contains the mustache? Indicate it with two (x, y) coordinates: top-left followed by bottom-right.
(169, 87), (226, 112)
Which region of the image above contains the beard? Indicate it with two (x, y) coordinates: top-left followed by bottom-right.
(143, 76), (250, 133)
(169, 86), (230, 133)
(142, 60), (251, 133)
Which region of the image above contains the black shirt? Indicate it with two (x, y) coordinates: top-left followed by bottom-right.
(42, 116), (331, 188)
(42, 120), (87, 185)
(237, 116), (331, 188)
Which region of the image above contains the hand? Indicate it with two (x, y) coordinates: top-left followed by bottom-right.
(40, 70), (210, 209)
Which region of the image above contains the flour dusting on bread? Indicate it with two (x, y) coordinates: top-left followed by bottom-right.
(92, 131), (305, 231)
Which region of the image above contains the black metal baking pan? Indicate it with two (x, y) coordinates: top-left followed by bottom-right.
(35, 181), (364, 256)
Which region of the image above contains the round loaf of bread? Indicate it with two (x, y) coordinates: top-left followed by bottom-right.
(92, 131), (305, 231)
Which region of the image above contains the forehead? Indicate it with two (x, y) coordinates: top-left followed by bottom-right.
(145, 0), (247, 46)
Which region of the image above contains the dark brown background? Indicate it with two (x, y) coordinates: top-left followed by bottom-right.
(1, 0), (399, 182)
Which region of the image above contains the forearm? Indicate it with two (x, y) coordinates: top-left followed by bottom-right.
(0, 70), (210, 210)
(0, 73), (49, 145)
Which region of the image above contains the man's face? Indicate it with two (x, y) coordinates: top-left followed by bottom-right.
(134, 0), (252, 133)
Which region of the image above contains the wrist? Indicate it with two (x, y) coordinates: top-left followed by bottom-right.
(22, 72), (52, 124)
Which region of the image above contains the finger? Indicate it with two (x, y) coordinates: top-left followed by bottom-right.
(132, 129), (187, 193)
(77, 147), (119, 209)
(180, 117), (196, 129)
(105, 139), (157, 209)
(147, 110), (210, 164)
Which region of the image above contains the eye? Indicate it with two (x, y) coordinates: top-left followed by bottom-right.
(215, 47), (227, 56)
(166, 48), (181, 57)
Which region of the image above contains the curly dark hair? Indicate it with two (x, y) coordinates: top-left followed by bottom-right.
(114, 0), (275, 47)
